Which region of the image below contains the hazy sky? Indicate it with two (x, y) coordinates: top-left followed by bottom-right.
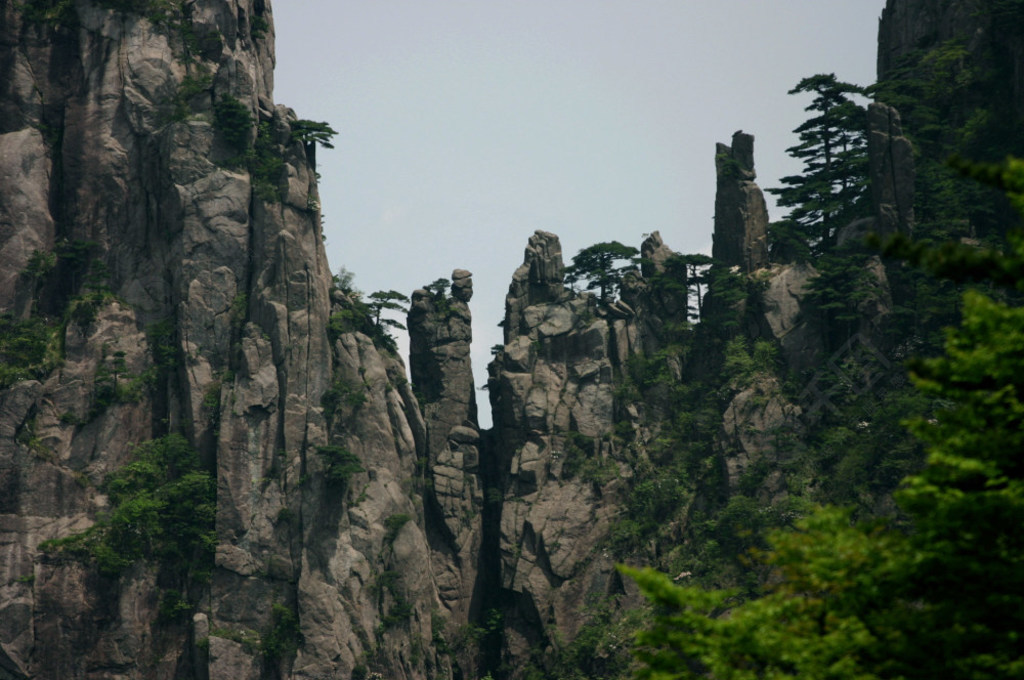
(271, 1), (885, 426)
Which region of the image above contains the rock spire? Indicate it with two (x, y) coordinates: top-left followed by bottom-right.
(712, 131), (770, 271)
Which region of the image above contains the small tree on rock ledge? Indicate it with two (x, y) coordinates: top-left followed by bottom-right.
(565, 241), (640, 303)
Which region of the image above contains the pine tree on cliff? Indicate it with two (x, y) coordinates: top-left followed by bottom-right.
(768, 73), (870, 256)
(565, 241), (639, 303)
(623, 157), (1024, 680)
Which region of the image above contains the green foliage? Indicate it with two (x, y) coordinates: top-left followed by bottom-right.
(90, 345), (150, 417)
(326, 287), (404, 354)
(18, 0), (77, 26)
(249, 12), (269, 39)
(623, 160), (1024, 680)
(158, 588), (193, 622)
(522, 595), (645, 680)
(0, 314), (61, 388)
(1, 244), (127, 388)
(213, 95), (253, 154)
(767, 219), (812, 264)
(321, 379), (368, 421)
(41, 434), (215, 578)
(869, 31), (1024, 246)
(334, 266), (359, 295)
(646, 253), (712, 322)
(147, 319), (179, 372)
(559, 431), (594, 480)
(96, 0), (162, 12)
(565, 241), (640, 303)
(721, 337), (776, 386)
(168, 70), (212, 122)
(805, 247), (881, 350)
(211, 626), (261, 652)
(248, 122), (285, 202)
(384, 513), (412, 545)
(425, 278), (450, 299)
(261, 603), (302, 661)
(327, 306), (369, 344)
(699, 264), (747, 334)
(560, 432), (618, 487)
(212, 100), (285, 200)
(24, 250), (56, 278)
(316, 445), (363, 486)
(367, 290), (409, 330)
(373, 570), (414, 629)
(768, 74), (870, 256)
(290, 119), (338, 149)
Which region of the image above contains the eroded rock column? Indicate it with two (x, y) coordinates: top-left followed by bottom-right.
(713, 131), (770, 272)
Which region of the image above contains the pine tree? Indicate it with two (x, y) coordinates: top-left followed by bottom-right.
(565, 241), (639, 303)
(768, 74), (870, 255)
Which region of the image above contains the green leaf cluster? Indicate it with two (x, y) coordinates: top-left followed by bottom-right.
(212, 98), (285, 201)
(0, 314), (61, 388)
(565, 241), (640, 303)
(213, 95), (253, 154)
(768, 74), (870, 257)
(41, 434), (215, 578)
(17, 0), (77, 26)
(520, 596), (646, 680)
(261, 603), (302, 662)
(383, 513), (412, 545)
(290, 119), (338, 149)
(327, 287), (408, 354)
(316, 445), (364, 486)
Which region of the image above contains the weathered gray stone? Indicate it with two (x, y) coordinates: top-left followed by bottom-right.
(487, 231), (648, 666)
(407, 269), (483, 629)
(0, 128), (53, 315)
(868, 102), (915, 237)
(640, 231), (676, 278)
(720, 375), (802, 498)
(505, 230), (567, 337)
(713, 131), (769, 272)
(761, 263), (823, 373)
(0, 2), (445, 678)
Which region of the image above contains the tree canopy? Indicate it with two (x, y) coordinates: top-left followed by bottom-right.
(565, 241), (640, 303)
(768, 74), (870, 257)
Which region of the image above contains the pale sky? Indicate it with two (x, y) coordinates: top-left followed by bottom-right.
(271, 1), (885, 427)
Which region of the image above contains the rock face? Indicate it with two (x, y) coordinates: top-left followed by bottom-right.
(758, 263), (822, 373)
(487, 230), (639, 666)
(407, 270), (485, 649)
(879, 0), (1024, 124)
(712, 131), (769, 272)
(0, 3), (444, 679)
(719, 375), (802, 499)
(868, 102), (915, 237)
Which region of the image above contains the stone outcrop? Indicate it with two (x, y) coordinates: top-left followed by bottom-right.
(712, 131), (769, 272)
(868, 102), (915, 237)
(719, 375), (802, 499)
(757, 263), (822, 373)
(631, 231), (689, 355)
(488, 232), (642, 666)
(407, 270), (484, 642)
(296, 308), (442, 680)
